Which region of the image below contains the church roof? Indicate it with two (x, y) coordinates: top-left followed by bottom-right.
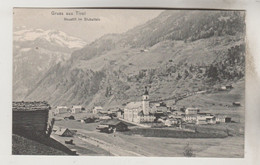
(125, 102), (142, 109)
(138, 111), (144, 116)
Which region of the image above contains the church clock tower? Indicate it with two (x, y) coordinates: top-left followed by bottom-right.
(142, 86), (150, 115)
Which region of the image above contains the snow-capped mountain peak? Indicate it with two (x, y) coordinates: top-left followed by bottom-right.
(14, 28), (87, 49)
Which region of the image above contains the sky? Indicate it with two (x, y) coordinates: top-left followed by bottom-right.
(13, 8), (162, 43)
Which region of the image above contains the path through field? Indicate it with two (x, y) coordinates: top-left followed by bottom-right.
(76, 131), (144, 156)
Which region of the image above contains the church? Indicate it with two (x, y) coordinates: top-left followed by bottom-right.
(123, 87), (155, 123)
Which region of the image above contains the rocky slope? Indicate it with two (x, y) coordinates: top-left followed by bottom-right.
(23, 10), (246, 109)
(13, 28), (87, 100)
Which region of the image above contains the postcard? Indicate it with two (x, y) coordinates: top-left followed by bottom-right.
(12, 8), (246, 157)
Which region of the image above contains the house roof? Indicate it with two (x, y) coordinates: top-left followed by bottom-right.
(55, 128), (72, 136)
(215, 114), (227, 118)
(94, 106), (103, 109)
(57, 106), (68, 109)
(125, 102), (142, 110)
(72, 105), (82, 108)
(12, 101), (51, 111)
(186, 107), (199, 111)
(185, 114), (197, 117)
(206, 116), (215, 119)
(197, 113), (212, 116)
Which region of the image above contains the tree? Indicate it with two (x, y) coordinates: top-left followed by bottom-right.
(183, 142), (195, 157)
(206, 64), (218, 82)
(176, 72), (182, 80)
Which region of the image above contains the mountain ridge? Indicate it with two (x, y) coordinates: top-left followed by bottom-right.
(13, 28), (87, 100)
(21, 10), (246, 109)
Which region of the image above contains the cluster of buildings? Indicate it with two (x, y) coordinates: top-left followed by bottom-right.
(54, 86), (232, 128)
(183, 108), (231, 125)
(218, 84), (233, 91)
(119, 87), (231, 127)
(54, 105), (84, 115)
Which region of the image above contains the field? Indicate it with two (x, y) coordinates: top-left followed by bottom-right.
(123, 127), (228, 138)
(12, 134), (67, 155)
(52, 118), (243, 157)
(174, 80), (245, 122)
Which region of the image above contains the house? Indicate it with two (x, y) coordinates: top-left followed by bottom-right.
(93, 106), (103, 114)
(216, 115), (232, 123)
(64, 115), (75, 120)
(164, 118), (180, 126)
(196, 119), (208, 125)
(54, 106), (68, 115)
(169, 114), (183, 121)
(116, 109), (124, 118)
(164, 120), (172, 126)
(83, 117), (96, 123)
(96, 119), (128, 133)
(216, 115), (226, 123)
(80, 119), (85, 123)
(185, 108), (200, 115)
(197, 112), (213, 117)
(219, 86), (227, 91)
(97, 109), (109, 115)
(55, 128), (74, 137)
(226, 85), (233, 89)
(150, 102), (169, 114)
(196, 112), (216, 125)
(225, 117), (232, 123)
(184, 114), (197, 123)
(206, 116), (216, 124)
(196, 115), (216, 125)
(12, 101), (51, 136)
(233, 102), (241, 106)
(140, 49), (148, 53)
(71, 106), (82, 114)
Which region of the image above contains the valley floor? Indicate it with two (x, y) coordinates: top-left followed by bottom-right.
(53, 120), (244, 157)
(51, 80), (245, 157)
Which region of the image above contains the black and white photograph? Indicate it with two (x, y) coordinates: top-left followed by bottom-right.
(12, 8), (246, 157)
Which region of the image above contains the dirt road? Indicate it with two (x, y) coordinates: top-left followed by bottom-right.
(76, 132), (144, 156)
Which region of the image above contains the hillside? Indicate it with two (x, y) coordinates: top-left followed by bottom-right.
(23, 10), (246, 108)
(13, 28), (87, 100)
(12, 134), (68, 155)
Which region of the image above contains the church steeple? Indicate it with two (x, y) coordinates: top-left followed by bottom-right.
(142, 86), (149, 101)
(144, 86), (149, 95)
(142, 86), (149, 115)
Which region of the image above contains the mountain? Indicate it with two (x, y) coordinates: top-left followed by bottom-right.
(13, 28), (87, 100)
(23, 10), (246, 108)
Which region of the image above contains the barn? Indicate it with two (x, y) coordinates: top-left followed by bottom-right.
(55, 128), (74, 137)
(12, 101), (51, 136)
(97, 119), (128, 133)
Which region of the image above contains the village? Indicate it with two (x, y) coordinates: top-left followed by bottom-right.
(12, 82), (244, 156)
(51, 86), (236, 132)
